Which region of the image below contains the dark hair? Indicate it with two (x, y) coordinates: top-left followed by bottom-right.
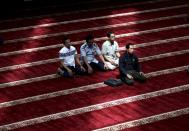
(107, 32), (114, 38)
(62, 35), (69, 43)
(126, 43), (134, 49)
(85, 34), (94, 43)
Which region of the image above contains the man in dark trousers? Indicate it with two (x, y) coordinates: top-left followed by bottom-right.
(119, 43), (147, 85)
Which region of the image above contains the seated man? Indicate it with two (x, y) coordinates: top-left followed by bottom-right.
(102, 32), (120, 70)
(119, 43), (147, 85)
(80, 34), (108, 74)
(57, 36), (86, 77)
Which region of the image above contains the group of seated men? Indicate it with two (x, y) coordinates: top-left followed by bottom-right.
(57, 32), (147, 85)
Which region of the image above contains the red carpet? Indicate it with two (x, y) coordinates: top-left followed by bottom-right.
(0, 0), (189, 130)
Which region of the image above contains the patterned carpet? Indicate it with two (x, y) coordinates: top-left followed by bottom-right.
(0, 0), (189, 130)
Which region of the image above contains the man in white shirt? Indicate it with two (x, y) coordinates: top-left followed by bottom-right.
(58, 36), (86, 77)
(80, 34), (108, 74)
(102, 32), (120, 70)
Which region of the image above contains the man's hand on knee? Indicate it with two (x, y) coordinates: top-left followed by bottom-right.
(126, 74), (133, 79)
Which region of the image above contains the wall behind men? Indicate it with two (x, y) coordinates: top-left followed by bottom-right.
(0, 0), (150, 19)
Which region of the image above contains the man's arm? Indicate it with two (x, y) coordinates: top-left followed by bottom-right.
(60, 60), (73, 76)
(98, 54), (108, 69)
(119, 56), (127, 76)
(75, 54), (82, 66)
(82, 56), (93, 73)
(95, 44), (108, 69)
(103, 55), (116, 64)
(99, 54), (107, 64)
(75, 54), (86, 71)
(115, 42), (120, 58)
(59, 50), (72, 73)
(135, 57), (145, 75)
(134, 55), (140, 72)
(116, 51), (120, 58)
(80, 45), (93, 73)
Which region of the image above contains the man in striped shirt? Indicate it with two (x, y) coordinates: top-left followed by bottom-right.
(58, 36), (86, 77)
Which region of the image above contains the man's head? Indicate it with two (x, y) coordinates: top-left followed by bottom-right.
(126, 43), (134, 54)
(86, 34), (94, 47)
(107, 32), (115, 42)
(63, 36), (71, 48)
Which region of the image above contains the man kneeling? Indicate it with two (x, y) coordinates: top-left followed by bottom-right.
(57, 36), (86, 77)
(119, 43), (147, 85)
